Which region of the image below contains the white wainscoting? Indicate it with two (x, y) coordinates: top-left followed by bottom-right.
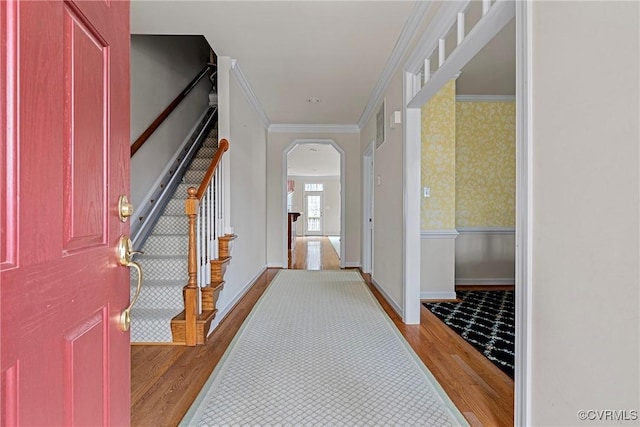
(455, 228), (515, 285)
(421, 230), (458, 300)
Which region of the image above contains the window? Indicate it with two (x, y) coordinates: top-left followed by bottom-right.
(304, 183), (323, 192)
(287, 192), (293, 212)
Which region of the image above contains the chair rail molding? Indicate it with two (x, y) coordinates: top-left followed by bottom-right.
(421, 229), (460, 239)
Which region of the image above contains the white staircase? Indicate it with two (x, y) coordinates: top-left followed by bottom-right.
(131, 128), (218, 343)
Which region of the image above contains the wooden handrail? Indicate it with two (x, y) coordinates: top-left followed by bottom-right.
(130, 64), (212, 157)
(195, 138), (229, 200)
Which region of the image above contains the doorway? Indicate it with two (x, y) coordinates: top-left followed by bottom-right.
(304, 191), (324, 236)
(362, 142), (374, 274)
(283, 139), (346, 269)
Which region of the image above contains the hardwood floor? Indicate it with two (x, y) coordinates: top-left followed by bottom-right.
(288, 236), (340, 270)
(131, 241), (514, 426)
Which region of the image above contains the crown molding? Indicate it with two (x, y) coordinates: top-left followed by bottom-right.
(269, 124), (360, 134)
(456, 95), (516, 102)
(404, 0), (471, 74)
(357, 0), (433, 130)
(230, 59), (271, 129)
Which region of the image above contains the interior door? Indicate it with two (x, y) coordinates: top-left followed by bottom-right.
(305, 192), (323, 236)
(1, 0), (130, 425)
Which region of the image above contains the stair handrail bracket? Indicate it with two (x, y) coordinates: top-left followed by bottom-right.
(183, 138), (230, 346)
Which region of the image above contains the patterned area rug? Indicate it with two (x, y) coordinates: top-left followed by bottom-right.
(181, 270), (468, 426)
(424, 291), (515, 378)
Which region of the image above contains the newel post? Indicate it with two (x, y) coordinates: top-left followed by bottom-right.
(184, 187), (199, 346)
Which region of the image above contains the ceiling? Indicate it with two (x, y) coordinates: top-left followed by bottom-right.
(130, 1), (416, 126)
(130, 1), (516, 127)
(287, 143), (341, 177)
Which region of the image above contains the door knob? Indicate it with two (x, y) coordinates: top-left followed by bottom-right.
(117, 235), (144, 331)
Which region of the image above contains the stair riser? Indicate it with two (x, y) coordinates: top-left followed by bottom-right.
(188, 158), (211, 171)
(137, 257), (187, 281)
(153, 216), (188, 235)
(131, 316), (173, 343)
(173, 184), (194, 200)
(142, 235), (188, 256)
(163, 199), (185, 216)
(131, 284), (184, 310)
(196, 147), (216, 158)
(182, 169), (207, 184)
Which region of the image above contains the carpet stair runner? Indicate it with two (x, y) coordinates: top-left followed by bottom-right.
(130, 128), (219, 343)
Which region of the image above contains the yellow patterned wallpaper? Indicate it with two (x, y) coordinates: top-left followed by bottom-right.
(455, 101), (516, 227)
(421, 80), (456, 230)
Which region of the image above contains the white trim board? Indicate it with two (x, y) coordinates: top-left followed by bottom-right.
(514, 1), (533, 424)
(456, 95), (516, 102)
(345, 262), (361, 269)
(457, 227), (515, 235)
(421, 230), (460, 239)
(420, 292), (457, 301)
(405, 1), (472, 73)
(408, 0), (516, 108)
(456, 278), (515, 286)
(371, 277), (403, 319)
(209, 266), (267, 333)
(269, 124), (360, 134)
(230, 60), (270, 129)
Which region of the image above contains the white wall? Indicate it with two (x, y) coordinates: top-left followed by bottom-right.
(288, 176), (341, 236)
(212, 67), (267, 329)
(360, 69), (405, 309)
(267, 133), (360, 268)
(130, 35), (211, 210)
(529, 2), (639, 424)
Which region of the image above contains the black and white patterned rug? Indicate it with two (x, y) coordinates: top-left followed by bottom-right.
(423, 290), (515, 378)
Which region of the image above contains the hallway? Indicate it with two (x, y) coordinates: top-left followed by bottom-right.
(131, 271), (513, 425)
(288, 236), (340, 270)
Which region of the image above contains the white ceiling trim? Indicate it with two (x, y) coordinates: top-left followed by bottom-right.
(404, 0), (472, 74)
(230, 59), (271, 129)
(357, 1), (433, 130)
(408, 0), (516, 108)
(456, 95), (516, 102)
(269, 124), (360, 134)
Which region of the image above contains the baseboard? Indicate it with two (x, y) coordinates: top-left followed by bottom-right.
(267, 262), (285, 269)
(345, 262), (361, 268)
(208, 265), (267, 332)
(456, 278), (515, 285)
(420, 291), (457, 300)
(370, 277), (403, 318)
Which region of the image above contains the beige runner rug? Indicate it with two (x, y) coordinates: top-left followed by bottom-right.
(181, 270), (468, 426)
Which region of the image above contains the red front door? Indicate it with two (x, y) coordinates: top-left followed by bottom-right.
(1, 0), (130, 425)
